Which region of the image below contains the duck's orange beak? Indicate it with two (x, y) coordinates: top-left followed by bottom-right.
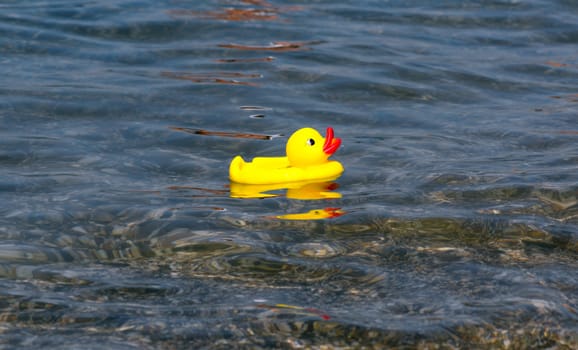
(324, 207), (345, 218)
(322, 127), (341, 155)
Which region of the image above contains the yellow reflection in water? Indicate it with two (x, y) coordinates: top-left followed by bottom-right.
(230, 180), (341, 199)
(230, 180), (345, 220)
(275, 207), (345, 220)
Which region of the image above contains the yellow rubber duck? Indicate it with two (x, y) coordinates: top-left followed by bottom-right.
(229, 127), (343, 185)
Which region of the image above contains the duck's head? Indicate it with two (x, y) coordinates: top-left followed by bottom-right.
(286, 127), (341, 167)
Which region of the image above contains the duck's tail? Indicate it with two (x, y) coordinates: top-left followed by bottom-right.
(229, 155), (245, 182)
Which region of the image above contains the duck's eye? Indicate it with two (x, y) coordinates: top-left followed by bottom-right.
(307, 138), (315, 146)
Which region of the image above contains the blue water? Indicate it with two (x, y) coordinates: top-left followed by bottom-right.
(1, 0), (578, 348)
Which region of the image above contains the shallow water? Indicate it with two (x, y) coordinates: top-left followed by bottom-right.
(1, 0), (578, 348)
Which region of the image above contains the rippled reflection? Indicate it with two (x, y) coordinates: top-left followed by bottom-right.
(230, 180), (341, 200)
(275, 207), (344, 220)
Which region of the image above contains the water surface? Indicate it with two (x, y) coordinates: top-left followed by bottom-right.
(1, 0), (578, 348)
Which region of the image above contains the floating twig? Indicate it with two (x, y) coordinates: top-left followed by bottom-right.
(170, 126), (279, 140)
(161, 71), (261, 87)
(216, 56), (275, 63)
(218, 41), (311, 52)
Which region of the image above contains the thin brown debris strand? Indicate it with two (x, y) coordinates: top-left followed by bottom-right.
(216, 56), (275, 63)
(170, 127), (276, 140)
(161, 71), (261, 87)
(239, 0), (273, 6)
(218, 41), (309, 52)
(166, 186), (229, 195)
(167, 8), (279, 21)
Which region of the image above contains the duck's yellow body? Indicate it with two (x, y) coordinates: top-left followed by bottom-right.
(229, 156), (343, 185)
(229, 127), (343, 185)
